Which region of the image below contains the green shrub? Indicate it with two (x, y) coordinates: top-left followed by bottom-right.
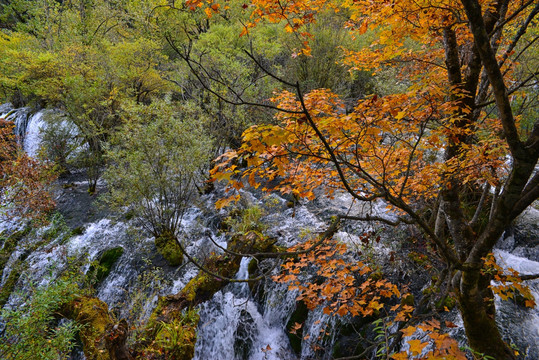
(0, 273), (82, 360)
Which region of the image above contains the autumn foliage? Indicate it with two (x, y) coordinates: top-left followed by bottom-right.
(206, 0), (539, 359)
(0, 118), (55, 222)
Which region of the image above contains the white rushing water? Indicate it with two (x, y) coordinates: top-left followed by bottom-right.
(1, 105), (31, 140)
(22, 110), (47, 157)
(494, 250), (539, 359)
(1, 105), (46, 156)
(193, 258), (297, 360)
(2, 103), (539, 359)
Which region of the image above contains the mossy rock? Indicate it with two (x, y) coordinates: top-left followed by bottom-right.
(71, 226), (85, 236)
(0, 260), (26, 308)
(436, 295), (456, 310)
(155, 232), (183, 266)
(61, 296), (133, 360)
(88, 247), (124, 287)
(0, 247), (30, 308)
(63, 296), (112, 360)
(138, 305), (200, 360)
(180, 254), (241, 305)
(0, 228), (30, 277)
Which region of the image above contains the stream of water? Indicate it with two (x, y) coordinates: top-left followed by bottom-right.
(1, 105), (538, 359)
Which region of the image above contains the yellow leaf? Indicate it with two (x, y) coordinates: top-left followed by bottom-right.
(215, 194), (240, 209)
(359, 20), (369, 35)
(395, 111), (406, 120)
(401, 326), (416, 337)
(407, 339), (427, 355)
(391, 352), (409, 360)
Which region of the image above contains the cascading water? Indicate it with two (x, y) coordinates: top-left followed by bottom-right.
(193, 258), (298, 360)
(22, 110), (48, 157)
(2, 103), (539, 359)
(0, 104), (47, 156)
(192, 200), (347, 360)
(494, 250), (539, 358)
(1, 105), (31, 140)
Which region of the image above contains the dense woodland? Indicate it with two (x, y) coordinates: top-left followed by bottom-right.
(0, 0), (538, 359)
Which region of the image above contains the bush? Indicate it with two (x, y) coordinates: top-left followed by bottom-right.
(0, 273), (82, 360)
(103, 98), (213, 263)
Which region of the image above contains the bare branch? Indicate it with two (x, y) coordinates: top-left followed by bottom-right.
(339, 214), (415, 226)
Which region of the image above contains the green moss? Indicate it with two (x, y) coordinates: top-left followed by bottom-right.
(0, 228), (30, 277)
(223, 206), (267, 236)
(248, 259), (258, 277)
(0, 261), (27, 308)
(141, 304), (200, 359)
(63, 296), (112, 360)
(87, 246), (124, 287)
(401, 293), (415, 307)
(155, 232), (183, 266)
(0, 232), (31, 308)
(71, 226), (85, 236)
(182, 273), (213, 303)
(42, 212), (72, 244)
(181, 255), (241, 304)
(436, 295), (457, 310)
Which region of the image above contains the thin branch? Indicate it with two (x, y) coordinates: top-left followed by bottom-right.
(174, 218), (341, 282)
(498, 1), (539, 68)
(521, 274), (539, 281)
(470, 182), (490, 228)
(164, 35), (304, 115)
(340, 214), (415, 226)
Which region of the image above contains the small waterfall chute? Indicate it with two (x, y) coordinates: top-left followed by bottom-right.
(23, 110), (47, 157)
(1, 106), (31, 141)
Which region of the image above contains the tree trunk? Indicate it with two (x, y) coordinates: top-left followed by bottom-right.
(457, 268), (515, 359)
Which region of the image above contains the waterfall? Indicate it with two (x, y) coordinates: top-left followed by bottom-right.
(193, 258), (297, 360)
(1, 109), (538, 360)
(1, 106), (31, 140)
(0, 104), (48, 157)
(23, 110), (47, 157)
(0, 103), (13, 117)
(192, 202), (343, 360)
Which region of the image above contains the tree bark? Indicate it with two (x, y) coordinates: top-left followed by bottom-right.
(457, 268), (516, 359)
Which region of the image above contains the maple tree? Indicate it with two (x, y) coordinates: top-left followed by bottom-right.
(201, 0), (539, 359)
